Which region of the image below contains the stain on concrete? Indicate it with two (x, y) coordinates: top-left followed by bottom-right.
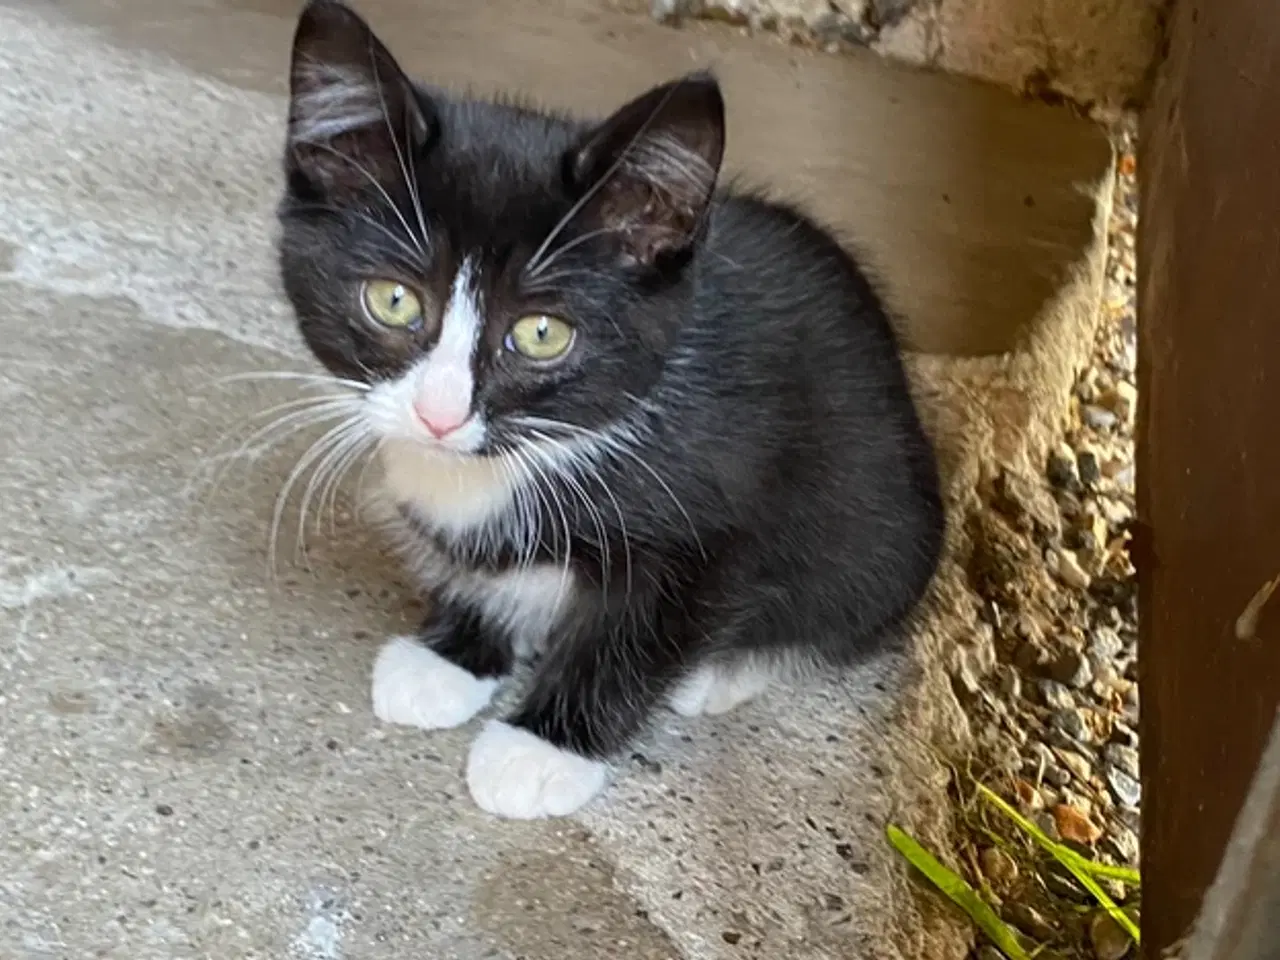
(474, 828), (683, 959)
(147, 684), (236, 759)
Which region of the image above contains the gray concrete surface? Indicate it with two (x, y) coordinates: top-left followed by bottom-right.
(0, 1), (1112, 957)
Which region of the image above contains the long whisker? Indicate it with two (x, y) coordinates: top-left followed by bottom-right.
(296, 138), (425, 258)
(524, 82), (690, 277)
(269, 417), (363, 576)
(368, 40), (431, 254)
(525, 226), (622, 281)
(524, 430), (631, 604)
(288, 201), (426, 270)
(191, 396), (360, 505)
(296, 421), (369, 552)
(213, 371), (371, 393)
(512, 415), (705, 560)
(512, 440), (574, 596)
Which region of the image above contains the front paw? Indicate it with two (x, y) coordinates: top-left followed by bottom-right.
(465, 721), (609, 819)
(371, 636), (498, 730)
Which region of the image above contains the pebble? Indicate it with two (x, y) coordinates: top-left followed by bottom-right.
(1104, 743), (1140, 779)
(1051, 649), (1094, 689)
(980, 846), (1019, 889)
(948, 646), (982, 696)
(1046, 446), (1080, 489)
(1082, 405), (1118, 431)
(1057, 749), (1094, 782)
(1004, 903), (1055, 942)
(1052, 708), (1089, 743)
(1106, 767), (1142, 808)
(997, 665), (1022, 699)
(1088, 626), (1126, 663)
(1103, 823), (1140, 866)
(1109, 722), (1139, 749)
(1077, 448), (1102, 486)
(1089, 910), (1135, 960)
(1053, 548), (1092, 590)
(1100, 381), (1138, 427)
(1043, 763), (1071, 787)
(1054, 803), (1103, 845)
(1038, 679), (1076, 711)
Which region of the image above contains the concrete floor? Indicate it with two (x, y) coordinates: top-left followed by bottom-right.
(0, 1), (1111, 957)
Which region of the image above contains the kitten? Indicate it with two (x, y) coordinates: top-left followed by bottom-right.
(276, 0), (945, 819)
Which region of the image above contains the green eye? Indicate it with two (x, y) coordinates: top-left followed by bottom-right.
(507, 315), (575, 361)
(362, 279), (422, 328)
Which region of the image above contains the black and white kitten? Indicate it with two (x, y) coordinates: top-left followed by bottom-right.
(276, 0), (945, 819)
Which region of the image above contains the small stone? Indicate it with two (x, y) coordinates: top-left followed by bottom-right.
(1051, 649), (1094, 689)
(1057, 749), (1094, 782)
(1104, 744), (1140, 779)
(1054, 803), (1103, 845)
(947, 646), (981, 697)
(1046, 445), (1080, 490)
(1004, 902), (1055, 942)
(1044, 763), (1071, 787)
(1109, 722), (1139, 749)
(1083, 404), (1118, 431)
(1103, 823), (1140, 865)
(155, 804), (174, 817)
(997, 665), (1022, 699)
(1099, 381), (1138, 427)
(1015, 639), (1051, 674)
(1090, 661), (1122, 697)
(1077, 448), (1102, 486)
(1106, 767), (1141, 808)
(1089, 910), (1135, 960)
(1013, 779), (1045, 812)
(1088, 626), (1125, 663)
(980, 846), (1019, 889)
(1053, 549), (1093, 590)
(1038, 679), (1076, 711)
(1052, 708), (1089, 742)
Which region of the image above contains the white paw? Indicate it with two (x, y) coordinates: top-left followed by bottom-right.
(371, 636), (498, 730)
(669, 662), (772, 717)
(465, 721), (609, 819)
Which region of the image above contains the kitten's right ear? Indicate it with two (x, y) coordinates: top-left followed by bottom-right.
(285, 0), (433, 194)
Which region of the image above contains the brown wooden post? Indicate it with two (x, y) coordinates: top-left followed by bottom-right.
(1137, 0), (1280, 955)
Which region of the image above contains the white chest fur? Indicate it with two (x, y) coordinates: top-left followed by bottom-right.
(378, 440), (575, 656)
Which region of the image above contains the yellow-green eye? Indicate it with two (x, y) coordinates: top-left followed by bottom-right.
(361, 279), (422, 328)
(507, 314), (575, 361)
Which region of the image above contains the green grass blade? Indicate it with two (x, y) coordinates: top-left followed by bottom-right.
(976, 785), (1141, 944)
(887, 824), (1031, 960)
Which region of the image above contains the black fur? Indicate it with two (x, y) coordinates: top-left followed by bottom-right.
(277, 0), (944, 762)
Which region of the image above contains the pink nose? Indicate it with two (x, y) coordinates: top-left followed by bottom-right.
(414, 404), (466, 439)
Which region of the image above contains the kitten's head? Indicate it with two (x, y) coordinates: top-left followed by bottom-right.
(277, 0), (725, 458)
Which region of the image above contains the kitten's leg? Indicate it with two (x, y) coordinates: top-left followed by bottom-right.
(465, 617), (678, 819)
(372, 603), (512, 731)
(668, 656), (776, 718)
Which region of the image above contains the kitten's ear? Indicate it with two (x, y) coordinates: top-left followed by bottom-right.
(285, 0), (432, 193)
(569, 72), (725, 267)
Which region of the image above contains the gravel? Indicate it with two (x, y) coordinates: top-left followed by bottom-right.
(952, 123), (1140, 960)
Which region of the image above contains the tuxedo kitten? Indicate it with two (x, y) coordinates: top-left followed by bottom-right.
(276, 0), (945, 819)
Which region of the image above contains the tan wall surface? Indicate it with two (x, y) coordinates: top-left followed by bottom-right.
(645, 0), (1170, 108)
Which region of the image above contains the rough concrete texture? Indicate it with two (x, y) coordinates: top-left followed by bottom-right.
(642, 0), (1169, 108)
(0, 0), (1112, 957)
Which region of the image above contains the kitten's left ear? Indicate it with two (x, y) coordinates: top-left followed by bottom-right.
(569, 72), (726, 268)
(285, 0), (433, 194)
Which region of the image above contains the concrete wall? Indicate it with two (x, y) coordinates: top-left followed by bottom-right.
(647, 0), (1170, 109)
